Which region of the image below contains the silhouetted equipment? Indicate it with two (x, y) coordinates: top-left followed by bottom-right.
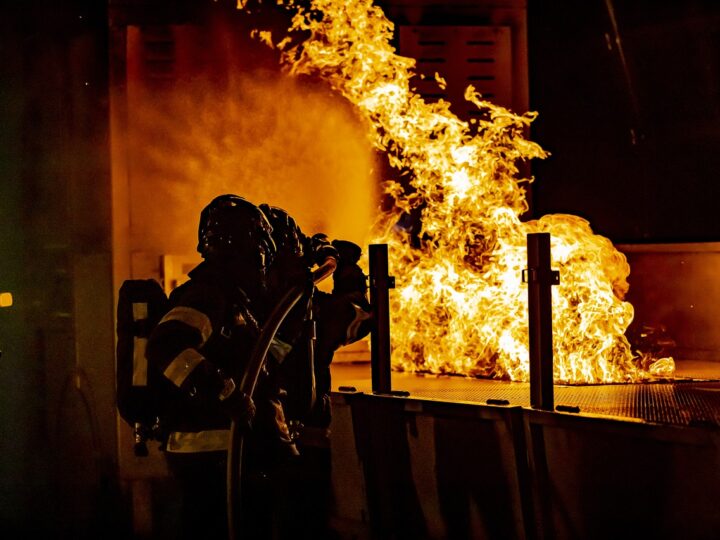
(116, 278), (169, 456)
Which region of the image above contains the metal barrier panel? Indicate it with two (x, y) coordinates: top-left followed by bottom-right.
(523, 409), (720, 540)
(329, 393), (372, 539)
(330, 392), (532, 540)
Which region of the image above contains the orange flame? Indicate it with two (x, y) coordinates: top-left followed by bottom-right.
(255, 0), (674, 383)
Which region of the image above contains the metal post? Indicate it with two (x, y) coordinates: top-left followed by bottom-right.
(369, 244), (394, 394)
(524, 233), (559, 411)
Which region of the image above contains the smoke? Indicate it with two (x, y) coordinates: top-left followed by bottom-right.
(127, 68), (379, 257)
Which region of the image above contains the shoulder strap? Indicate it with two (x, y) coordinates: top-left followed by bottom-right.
(116, 279), (169, 427)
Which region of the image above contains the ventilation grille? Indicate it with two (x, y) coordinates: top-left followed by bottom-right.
(141, 25), (175, 82)
(398, 25), (513, 118)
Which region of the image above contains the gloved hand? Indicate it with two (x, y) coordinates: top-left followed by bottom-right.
(331, 239), (368, 295)
(219, 380), (256, 428)
(309, 233), (339, 266)
(331, 239), (362, 266)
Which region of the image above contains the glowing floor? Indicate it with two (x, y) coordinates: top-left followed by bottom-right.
(331, 359), (720, 428)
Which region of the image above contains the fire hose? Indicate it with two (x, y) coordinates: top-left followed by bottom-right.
(226, 256), (338, 540)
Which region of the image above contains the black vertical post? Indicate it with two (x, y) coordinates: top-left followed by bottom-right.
(369, 244), (394, 394)
(525, 233), (559, 411)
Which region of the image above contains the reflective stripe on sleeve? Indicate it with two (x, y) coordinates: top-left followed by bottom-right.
(165, 429), (230, 453)
(163, 348), (204, 388)
(159, 306), (213, 345)
(345, 303), (372, 344)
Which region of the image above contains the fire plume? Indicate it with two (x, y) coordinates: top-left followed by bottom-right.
(251, 0), (674, 383)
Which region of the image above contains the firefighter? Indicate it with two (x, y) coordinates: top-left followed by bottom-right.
(259, 204), (373, 539)
(145, 194), (299, 540)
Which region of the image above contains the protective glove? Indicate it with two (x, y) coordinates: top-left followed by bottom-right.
(219, 379), (256, 428)
(331, 239), (368, 295)
(255, 395), (300, 460)
(331, 239), (362, 266)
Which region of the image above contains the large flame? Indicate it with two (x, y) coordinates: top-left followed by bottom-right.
(247, 0), (674, 383)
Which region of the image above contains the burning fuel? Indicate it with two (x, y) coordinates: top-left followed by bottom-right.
(244, 0), (675, 383)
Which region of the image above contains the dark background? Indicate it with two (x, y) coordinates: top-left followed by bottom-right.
(528, 0), (720, 243)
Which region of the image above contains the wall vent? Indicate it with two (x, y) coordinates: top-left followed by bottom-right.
(140, 25), (175, 82)
(398, 26), (513, 118)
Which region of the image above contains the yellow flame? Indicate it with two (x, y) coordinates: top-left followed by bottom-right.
(256, 0), (674, 383)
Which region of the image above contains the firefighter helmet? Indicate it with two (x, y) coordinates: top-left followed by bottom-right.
(259, 204), (306, 260)
(197, 194), (277, 273)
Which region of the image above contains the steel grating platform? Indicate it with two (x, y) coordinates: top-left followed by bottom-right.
(331, 361), (720, 428)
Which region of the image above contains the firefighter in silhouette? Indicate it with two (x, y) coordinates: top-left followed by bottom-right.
(146, 194), (371, 539)
(259, 204), (373, 539)
(146, 194), (298, 540)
